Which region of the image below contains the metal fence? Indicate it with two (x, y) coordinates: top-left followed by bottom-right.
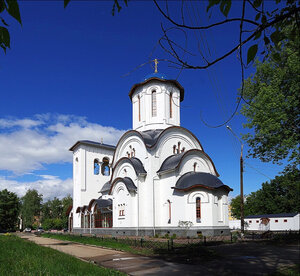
(43, 230), (300, 252)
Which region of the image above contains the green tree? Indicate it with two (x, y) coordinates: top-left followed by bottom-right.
(231, 167), (300, 217)
(0, 189), (20, 231)
(61, 194), (72, 228)
(20, 189), (42, 228)
(241, 25), (300, 167)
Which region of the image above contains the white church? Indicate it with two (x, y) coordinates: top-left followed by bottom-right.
(68, 70), (233, 237)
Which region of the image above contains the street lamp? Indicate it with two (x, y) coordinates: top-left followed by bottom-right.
(226, 125), (244, 234)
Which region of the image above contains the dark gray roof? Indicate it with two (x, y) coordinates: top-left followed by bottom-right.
(157, 149), (220, 176)
(93, 198), (112, 209)
(139, 129), (164, 148)
(130, 157), (147, 175)
(100, 181), (111, 193)
(157, 152), (185, 173)
(110, 177), (137, 194)
(122, 177), (137, 192)
(245, 213), (299, 219)
(173, 172), (232, 191)
(69, 140), (116, 151)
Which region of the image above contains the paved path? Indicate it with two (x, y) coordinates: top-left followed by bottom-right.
(18, 233), (299, 275)
(18, 233), (211, 275)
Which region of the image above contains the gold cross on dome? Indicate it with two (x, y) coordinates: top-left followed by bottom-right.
(154, 58), (158, 73)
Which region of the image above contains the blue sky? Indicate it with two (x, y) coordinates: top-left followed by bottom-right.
(0, 1), (286, 200)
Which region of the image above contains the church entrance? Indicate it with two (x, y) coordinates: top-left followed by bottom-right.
(94, 206), (113, 228)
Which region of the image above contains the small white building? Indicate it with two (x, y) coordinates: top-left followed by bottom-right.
(244, 213), (300, 231)
(68, 73), (233, 237)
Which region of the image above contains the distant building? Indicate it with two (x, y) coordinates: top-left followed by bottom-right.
(229, 213), (300, 231)
(245, 213), (300, 231)
(68, 73), (233, 237)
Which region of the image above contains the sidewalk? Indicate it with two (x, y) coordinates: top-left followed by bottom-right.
(18, 233), (212, 275)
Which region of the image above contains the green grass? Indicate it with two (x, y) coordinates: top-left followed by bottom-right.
(0, 234), (125, 276)
(41, 233), (217, 264)
(42, 233), (153, 255)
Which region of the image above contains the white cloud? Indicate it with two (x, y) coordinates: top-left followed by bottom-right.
(0, 175), (73, 201)
(0, 114), (126, 174)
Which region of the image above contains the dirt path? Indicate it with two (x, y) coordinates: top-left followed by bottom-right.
(18, 233), (299, 275)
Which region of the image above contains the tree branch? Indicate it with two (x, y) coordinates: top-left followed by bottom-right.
(153, 0), (260, 30)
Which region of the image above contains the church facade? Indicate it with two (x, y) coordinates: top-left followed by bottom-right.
(68, 74), (233, 237)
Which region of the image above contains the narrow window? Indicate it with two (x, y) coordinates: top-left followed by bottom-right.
(169, 92), (173, 118)
(284, 219), (287, 222)
(94, 159), (100, 175)
(249, 220), (252, 223)
(275, 220), (278, 223)
(256, 220), (259, 223)
(193, 162), (197, 172)
(181, 147), (185, 153)
(133, 148), (135, 157)
(101, 157), (110, 176)
(177, 142), (181, 154)
(138, 95), (141, 121)
(127, 151), (130, 158)
(152, 90), (157, 117)
(167, 200), (171, 224)
(196, 197), (201, 222)
(173, 145), (176, 154)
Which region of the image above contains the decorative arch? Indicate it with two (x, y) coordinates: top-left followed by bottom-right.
(111, 126), (204, 166)
(188, 191), (209, 204)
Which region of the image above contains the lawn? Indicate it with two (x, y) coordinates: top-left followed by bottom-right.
(42, 233), (153, 255)
(0, 234), (125, 276)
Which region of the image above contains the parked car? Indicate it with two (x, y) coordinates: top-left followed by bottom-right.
(37, 227), (44, 233)
(24, 228), (31, 233)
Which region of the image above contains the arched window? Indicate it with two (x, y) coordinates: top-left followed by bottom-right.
(94, 159), (100, 175)
(138, 95), (141, 121)
(196, 197), (201, 222)
(167, 200), (171, 224)
(169, 92), (173, 118)
(152, 90), (157, 117)
(101, 157), (110, 176)
(177, 142), (181, 154)
(173, 145), (176, 154)
(193, 162), (197, 172)
(181, 147), (185, 153)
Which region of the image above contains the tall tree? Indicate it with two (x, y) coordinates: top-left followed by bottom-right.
(240, 24), (299, 167)
(231, 167), (300, 218)
(0, 189), (20, 232)
(20, 189), (42, 228)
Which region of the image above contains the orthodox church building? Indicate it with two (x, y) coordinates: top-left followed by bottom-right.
(68, 69), (233, 237)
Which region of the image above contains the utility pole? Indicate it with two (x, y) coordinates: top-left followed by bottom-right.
(226, 126), (244, 234)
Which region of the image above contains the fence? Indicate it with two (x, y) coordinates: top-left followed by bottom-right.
(42, 230), (299, 253)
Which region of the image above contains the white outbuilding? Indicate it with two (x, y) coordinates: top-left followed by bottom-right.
(68, 73), (233, 237)
(244, 213), (300, 231)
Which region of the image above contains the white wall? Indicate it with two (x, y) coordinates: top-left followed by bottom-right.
(72, 144), (114, 228)
(132, 81), (181, 131)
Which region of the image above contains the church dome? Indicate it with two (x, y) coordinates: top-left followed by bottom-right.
(143, 72), (168, 81)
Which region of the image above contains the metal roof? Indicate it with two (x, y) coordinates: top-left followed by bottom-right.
(128, 77), (184, 102)
(139, 129), (164, 148)
(127, 157), (147, 175)
(69, 140), (116, 151)
(93, 198), (112, 209)
(109, 177), (137, 194)
(100, 181), (111, 193)
(157, 152), (185, 173)
(173, 172), (232, 191)
(245, 213), (299, 219)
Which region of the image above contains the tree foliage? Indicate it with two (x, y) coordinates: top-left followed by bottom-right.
(20, 189), (42, 228)
(41, 195), (72, 230)
(231, 167), (300, 218)
(241, 25), (299, 167)
(0, 189), (20, 231)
